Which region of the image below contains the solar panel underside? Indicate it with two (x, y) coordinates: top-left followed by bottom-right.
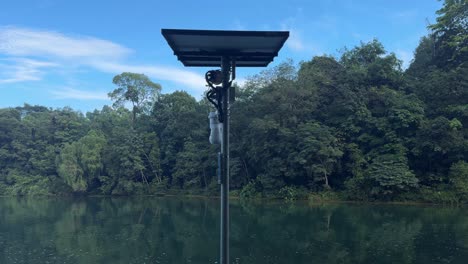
(161, 29), (289, 67)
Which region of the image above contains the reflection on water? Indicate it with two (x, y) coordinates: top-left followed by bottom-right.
(0, 197), (467, 264)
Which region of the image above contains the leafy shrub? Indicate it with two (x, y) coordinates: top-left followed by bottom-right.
(418, 187), (460, 204)
(366, 154), (418, 198)
(239, 181), (262, 200)
(111, 180), (147, 195)
(308, 190), (342, 203)
(278, 186), (298, 201)
(3, 170), (52, 196)
(449, 161), (468, 202)
(344, 176), (371, 201)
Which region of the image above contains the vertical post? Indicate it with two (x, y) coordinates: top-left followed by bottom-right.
(220, 56), (230, 264)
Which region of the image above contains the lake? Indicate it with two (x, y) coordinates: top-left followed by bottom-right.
(0, 197), (467, 264)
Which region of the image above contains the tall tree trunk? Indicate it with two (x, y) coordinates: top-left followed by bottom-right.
(131, 103), (137, 127)
(142, 150), (161, 183)
(203, 168), (207, 190)
(242, 156), (250, 179)
(140, 169), (150, 192)
(320, 158), (331, 189)
(324, 171), (330, 189)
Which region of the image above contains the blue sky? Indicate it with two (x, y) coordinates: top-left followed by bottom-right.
(0, 0), (442, 113)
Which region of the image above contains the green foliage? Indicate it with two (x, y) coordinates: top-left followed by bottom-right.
(111, 180), (147, 195)
(449, 161), (468, 201)
(308, 190), (342, 203)
(295, 122), (343, 189)
(57, 142), (86, 192)
(239, 181), (262, 200)
(2, 170), (52, 196)
(57, 130), (106, 192)
(344, 176), (369, 201)
(429, 0), (467, 66)
(407, 186), (461, 204)
(109, 72), (161, 123)
(366, 154), (419, 198)
(277, 186), (307, 201)
(152, 91), (215, 190)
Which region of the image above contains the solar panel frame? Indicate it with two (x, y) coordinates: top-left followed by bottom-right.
(161, 29), (289, 67)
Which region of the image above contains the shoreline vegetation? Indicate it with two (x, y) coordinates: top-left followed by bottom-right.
(0, 191), (466, 207)
(0, 1), (467, 204)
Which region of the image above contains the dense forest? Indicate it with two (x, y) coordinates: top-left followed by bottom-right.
(0, 0), (466, 202)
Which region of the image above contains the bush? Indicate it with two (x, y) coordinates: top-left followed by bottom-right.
(308, 190), (342, 203)
(449, 161), (468, 202)
(3, 170), (52, 196)
(417, 187), (460, 204)
(343, 176), (371, 201)
(239, 181), (262, 200)
(149, 179), (168, 194)
(278, 186), (297, 201)
(111, 180), (147, 195)
(277, 186), (309, 201)
(98, 175), (115, 195)
(0, 182), (7, 195)
(48, 176), (73, 195)
(366, 154), (418, 199)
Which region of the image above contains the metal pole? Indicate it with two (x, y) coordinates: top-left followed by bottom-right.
(220, 56), (230, 264)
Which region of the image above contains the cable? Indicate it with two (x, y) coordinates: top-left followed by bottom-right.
(205, 70), (225, 122)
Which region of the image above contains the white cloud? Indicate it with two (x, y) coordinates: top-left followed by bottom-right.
(285, 29), (305, 51)
(0, 58), (57, 83)
(280, 16), (306, 52)
(280, 11), (322, 54)
(50, 87), (109, 100)
(0, 26), (131, 60)
(0, 26), (205, 89)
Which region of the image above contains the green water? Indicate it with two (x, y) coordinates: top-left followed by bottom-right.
(0, 197), (467, 264)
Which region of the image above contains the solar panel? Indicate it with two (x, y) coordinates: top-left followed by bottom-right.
(161, 29), (289, 67)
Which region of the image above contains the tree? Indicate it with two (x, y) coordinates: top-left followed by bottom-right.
(449, 161), (468, 201)
(57, 130), (106, 192)
(172, 140), (202, 189)
(296, 122), (343, 189)
(152, 91), (211, 187)
(340, 39), (404, 89)
(57, 142), (86, 192)
(429, 0), (468, 67)
(108, 72), (161, 124)
(366, 152), (419, 199)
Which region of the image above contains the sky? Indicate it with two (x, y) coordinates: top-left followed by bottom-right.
(0, 0), (442, 113)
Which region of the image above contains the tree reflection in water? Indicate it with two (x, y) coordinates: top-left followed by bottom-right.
(0, 197), (467, 264)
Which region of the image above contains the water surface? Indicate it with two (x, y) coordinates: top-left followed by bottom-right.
(0, 197), (467, 263)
